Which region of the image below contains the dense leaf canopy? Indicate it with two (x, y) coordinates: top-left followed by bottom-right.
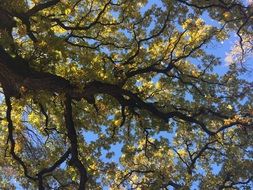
(0, 0), (253, 189)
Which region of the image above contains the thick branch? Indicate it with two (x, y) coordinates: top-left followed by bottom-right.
(4, 93), (36, 181)
(37, 148), (71, 190)
(64, 94), (87, 190)
(26, 0), (61, 16)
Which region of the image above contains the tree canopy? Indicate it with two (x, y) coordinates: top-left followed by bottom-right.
(0, 0), (253, 189)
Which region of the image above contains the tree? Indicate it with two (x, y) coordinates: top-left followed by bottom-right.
(0, 0), (252, 189)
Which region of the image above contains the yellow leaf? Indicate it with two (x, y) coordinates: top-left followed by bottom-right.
(155, 82), (161, 89)
(65, 8), (71, 15)
(178, 149), (187, 157)
(51, 25), (67, 33)
(223, 11), (232, 20)
(227, 105), (233, 110)
(15, 143), (22, 152)
(113, 119), (121, 126)
(191, 70), (200, 77)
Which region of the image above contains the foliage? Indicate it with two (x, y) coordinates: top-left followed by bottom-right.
(0, 0), (252, 189)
